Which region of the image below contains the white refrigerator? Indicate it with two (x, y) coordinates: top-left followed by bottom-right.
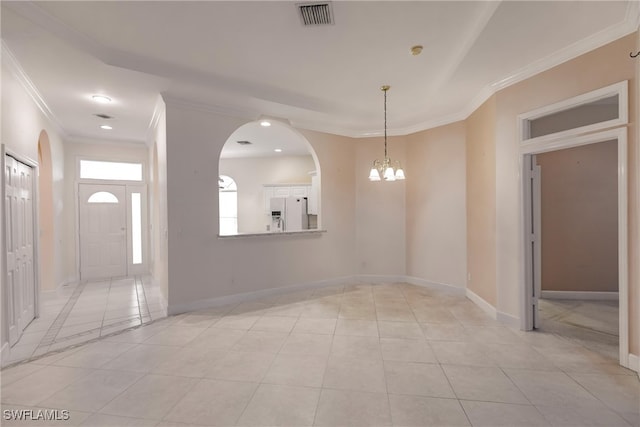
(270, 197), (308, 232)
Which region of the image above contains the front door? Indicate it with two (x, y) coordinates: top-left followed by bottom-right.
(79, 184), (127, 280)
(5, 155), (36, 346)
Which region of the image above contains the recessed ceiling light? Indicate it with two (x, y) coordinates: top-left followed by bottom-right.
(92, 95), (112, 103)
(260, 121), (271, 127)
(274, 148), (282, 153)
(100, 125), (113, 130)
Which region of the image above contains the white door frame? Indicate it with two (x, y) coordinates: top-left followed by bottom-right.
(520, 127), (629, 368)
(75, 181), (149, 281)
(1, 145), (40, 344)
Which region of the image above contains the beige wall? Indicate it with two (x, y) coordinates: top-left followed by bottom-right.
(406, 122), (467, 288)
(62, 140), (149, 282)
(355, 137), (407, 277)
(1, 61), (66, 349)
(466, 96), (497, 306)
(219, 155), (315, 233)
(537, 141), (618, 293)
(493, 33), (638, 353)
(164, 103), (357, 311)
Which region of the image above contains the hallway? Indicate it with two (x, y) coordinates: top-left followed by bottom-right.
(3, 277), (166, 366)
(1, 283), (637, 426)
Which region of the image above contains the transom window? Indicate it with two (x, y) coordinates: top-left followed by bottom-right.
(80, 160), (143, 181)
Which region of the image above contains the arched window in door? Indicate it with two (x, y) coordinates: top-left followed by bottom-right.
(219, 175), (238, 235)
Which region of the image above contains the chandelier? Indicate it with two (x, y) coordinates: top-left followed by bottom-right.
(368, 85), (405, 182)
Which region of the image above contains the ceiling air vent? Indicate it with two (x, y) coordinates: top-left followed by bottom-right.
(94, 113), (113, 119)
(297, 2), (334, 26)
(237, 140), (252, 145)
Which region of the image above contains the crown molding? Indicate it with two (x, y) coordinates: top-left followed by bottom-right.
(1, 40), (67, 138)
(65, 134), (147, 147)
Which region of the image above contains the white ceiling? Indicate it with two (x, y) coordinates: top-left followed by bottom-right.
(221, 120), (313, 159)
(1, 1), (638, 146)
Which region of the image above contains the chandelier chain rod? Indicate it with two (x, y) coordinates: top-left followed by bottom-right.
(384, 87), (388, 159)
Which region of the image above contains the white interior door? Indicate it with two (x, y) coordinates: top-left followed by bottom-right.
(79, 184), (127, 280)
(5, 155), (36, 346)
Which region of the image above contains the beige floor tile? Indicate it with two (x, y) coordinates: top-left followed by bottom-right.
(250, 316), (297, 333)
(143, 326), (206, 346)
(464, 325), (523, 345)
(300, 302), (341, 319)
(186, 327), (246, 350)
(461, 400), (550, 426)
(442, 365), (529, 404)
(213, 315), (260, 330)
(236, 384), (320, 426)
(482, 342), (558, 371)
(322, 356), (386, 393)
(334, 319), (379, 337)
(231, 330), (288, 353)
(175, 314), (220, 328)
(99, 374), (197, 420)
(380, 337), (437, 363)
(314, 388), (391, 426)
(1, 365), (94, 406)
(292, 318), (337, 335)
(265, 302), (306, 317)
(206, 350), (275, 382)
(0, 363), (46, 386)
(80, 413), (158, 426)
(430, 341), (497, 367)
(384, 360), (455, 398)
(388, 394), (470, 427)
(536, 404), (633, 426)
(505, 369), (606, 409)
(150, 346), (227, 378)
(263, 353), (328, 387)
(338, 303), (377, 320)
(279, 333), (333, 356)
(51, 341), (136, 368)
(330, 335), (382, 360)
(163, 379), (257, 426)
(100, 344), (181, 373)
(40, 369), (145, 412)
(378, 321), (424, 339)
(421, 322), (467, 341)
(411, 307), (459, 324)
(567, 372), (640, 414)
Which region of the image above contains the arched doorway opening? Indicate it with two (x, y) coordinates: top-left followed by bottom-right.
(218, 120), (321, 235)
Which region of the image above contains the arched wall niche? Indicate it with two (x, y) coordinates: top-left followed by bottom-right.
(37, 130), (55, 290)
(217, 119), (321, 235)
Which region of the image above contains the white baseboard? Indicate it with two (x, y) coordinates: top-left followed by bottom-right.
(355, 274), (407, 285)
(168, 275), (357, 315)
(465, 288), (497, 319)
(541, 291), (619, 300)
(497, 311), (521, 329)
(404, 276), (466, 295)
(628, 353), (639, 374)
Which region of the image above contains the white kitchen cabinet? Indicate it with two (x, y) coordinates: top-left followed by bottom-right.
(264, 184), (312, 214)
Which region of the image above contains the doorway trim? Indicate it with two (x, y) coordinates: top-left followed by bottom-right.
(520, 127), (629, 368)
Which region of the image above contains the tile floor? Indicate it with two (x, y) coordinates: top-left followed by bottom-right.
(3, 277), (166, 366)
(539, 298), (619, 361)
(1, 282), (638, 426)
